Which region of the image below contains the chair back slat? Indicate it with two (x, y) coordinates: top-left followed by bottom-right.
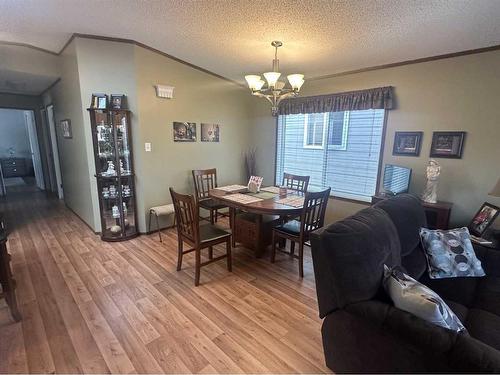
(192, 168), (218, 200)
(301, 187), (331, 234)
(283, 172), (310, 193)
(170, 187), (199, 243)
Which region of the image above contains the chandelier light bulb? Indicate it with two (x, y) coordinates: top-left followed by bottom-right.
(255, 80), (266, 90)
(287, 74), (305, 90)
(263, 72), (281, 88)
(245, 75), (262, 90)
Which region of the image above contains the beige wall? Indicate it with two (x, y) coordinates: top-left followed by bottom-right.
(253, 50), (500, 226)
(134, 46), (254, 231)
(42, 41), (97, 228)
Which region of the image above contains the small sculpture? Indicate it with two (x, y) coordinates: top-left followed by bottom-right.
(422, 159), (441, 203)
(105, 160), (116, 176)
(112, 205), (120, 218)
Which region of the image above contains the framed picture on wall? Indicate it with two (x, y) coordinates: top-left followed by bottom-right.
(201, 123), (220, 142)
(61, 119), (72, 139)
(430, 131), (466, 158)
(469, 202), (500, 237)
(393, 131), (422, 156)
(173, 122), (196, 142)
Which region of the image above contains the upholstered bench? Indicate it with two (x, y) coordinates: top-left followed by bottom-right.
(148, 204), (175, 242)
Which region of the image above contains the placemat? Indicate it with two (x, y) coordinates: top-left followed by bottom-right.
(276, 196), (305, 208)
(247, 191), (277, 200)
(261, 186), (281, 194)
(223, 193), (263, 205)
(261, 186), (296, 194)
(215, 184), (248, 193)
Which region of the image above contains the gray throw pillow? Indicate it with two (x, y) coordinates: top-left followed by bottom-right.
(419, 227), (485, 279)
(383, 265), (467, 333)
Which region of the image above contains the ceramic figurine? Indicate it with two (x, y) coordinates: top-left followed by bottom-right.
(105, 160), (116, 176)
(422, 159), (441, 204)
(112, 205), (120, 218)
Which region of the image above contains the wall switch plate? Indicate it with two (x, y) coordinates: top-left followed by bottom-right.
(145, 142), (152, 152)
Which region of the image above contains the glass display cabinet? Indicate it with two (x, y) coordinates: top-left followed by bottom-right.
(88, 108), (138, 241)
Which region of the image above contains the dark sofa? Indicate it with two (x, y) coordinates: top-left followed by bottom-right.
(310, 194), (500, 372)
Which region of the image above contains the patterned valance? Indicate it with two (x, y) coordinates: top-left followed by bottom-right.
(278, 86), (394, 115)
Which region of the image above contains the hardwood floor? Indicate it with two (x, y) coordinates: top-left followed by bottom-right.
(0, 189), (330, 373)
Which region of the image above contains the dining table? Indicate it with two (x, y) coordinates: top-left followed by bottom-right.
(209, 185), (305, 257)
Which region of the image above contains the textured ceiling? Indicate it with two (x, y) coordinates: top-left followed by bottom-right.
(1, 0), (500, 83)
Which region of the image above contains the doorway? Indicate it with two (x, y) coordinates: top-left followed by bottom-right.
(0, 108), (45, 196)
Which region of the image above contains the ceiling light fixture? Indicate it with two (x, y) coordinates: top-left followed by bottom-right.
(245, 41), (304, 116)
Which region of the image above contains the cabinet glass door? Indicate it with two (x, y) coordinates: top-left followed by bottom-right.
(110, 111), (132, 177)
(95, 111), (117, 177)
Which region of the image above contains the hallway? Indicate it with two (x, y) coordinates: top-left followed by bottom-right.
(0, 190), (328, 374)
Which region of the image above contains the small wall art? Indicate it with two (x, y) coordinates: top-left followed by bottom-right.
(393, 131), (422, 156)
(430, 131), (466, 158)
(173, 122), (196, 142)
(61, 119), (72, 139)
(201, 123), (220, 142)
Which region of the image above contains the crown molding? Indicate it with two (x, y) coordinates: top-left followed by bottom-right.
(0, 40), (59, 56)
(309, 44), (500, 81)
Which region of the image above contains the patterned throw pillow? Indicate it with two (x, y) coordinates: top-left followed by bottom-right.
(383, 265), (467, 333)
(419, 227), (485, 279)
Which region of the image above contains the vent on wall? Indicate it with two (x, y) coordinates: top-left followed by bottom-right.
(155, 84), (175, 99)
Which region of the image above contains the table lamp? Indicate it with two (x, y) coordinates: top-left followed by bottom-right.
(490, 178), (500, 197)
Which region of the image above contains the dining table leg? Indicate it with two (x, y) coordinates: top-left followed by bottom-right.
(254, 214), (264, 258)
(229, 207), (236, 248)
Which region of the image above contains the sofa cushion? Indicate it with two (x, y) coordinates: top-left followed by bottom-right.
(401, 243), (427, 279)
(465, 309), (500, 351)
(375, 194), (427, 257)
(310, 207), (401, 317)
(383, 265), (467, 333)
(444, 299), (469, 323)
(420, 227), (485, 279)
(419, 272), (480, 307)
(473, 277), (500, 317)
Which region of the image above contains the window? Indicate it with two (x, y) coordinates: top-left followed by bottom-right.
(327, 111), (349, 150)
(276, 109), (386, 202)
(303, 113), (327, 149)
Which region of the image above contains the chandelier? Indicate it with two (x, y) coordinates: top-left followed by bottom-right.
(244, 41), (304, 116)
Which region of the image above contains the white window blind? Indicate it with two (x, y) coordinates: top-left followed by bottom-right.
(276, 109), (385, 202)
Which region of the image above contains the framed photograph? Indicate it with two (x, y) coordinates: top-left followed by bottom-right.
(469, 202), (500, 237)
(393, 131), (422, 156)
(430, 131), (466, 158)
(110, 94), (125, 109)
(201, 123), (220, 142)
(90, 93), (108, 109)
(61, 119), (72, 139)
(173, 122), (196, 142)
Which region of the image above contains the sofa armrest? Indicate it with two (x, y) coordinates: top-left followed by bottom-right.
(474, 244), (500, 277)
(344, 300), (500, 372)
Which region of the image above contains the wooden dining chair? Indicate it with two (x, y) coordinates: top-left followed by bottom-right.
(283, 172), (310, 193)
(192, 168), (228, 224)
(170, 187), (232, 286)
(271, 187), (331, 277)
